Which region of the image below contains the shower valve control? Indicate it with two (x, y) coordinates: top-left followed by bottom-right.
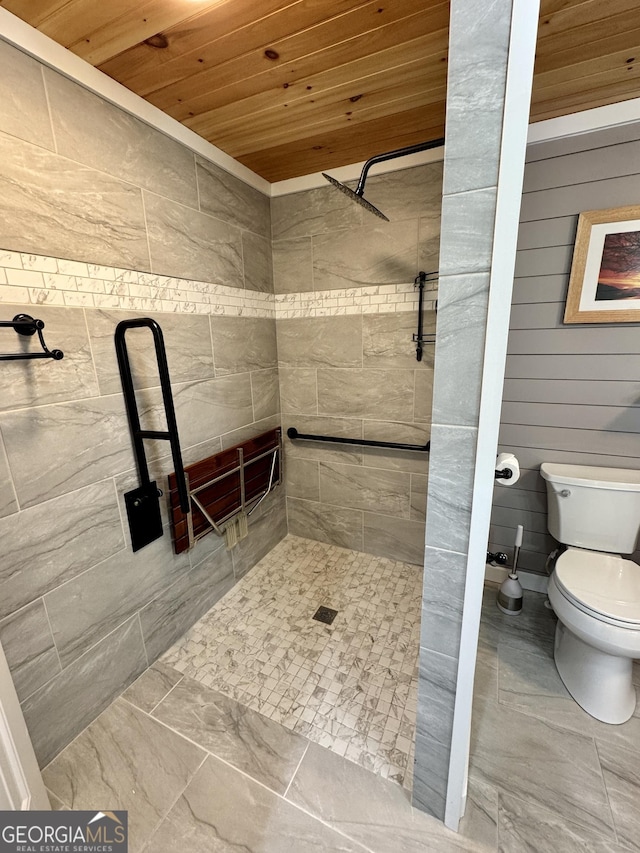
(560, 489), (571, 498)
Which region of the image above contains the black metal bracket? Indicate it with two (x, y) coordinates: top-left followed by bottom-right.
(115, 318), (189, 551)
(0, 314), (64, 361)
(495, 468), (513, 480)
(287, 427), (429, 453)
(413, 271), (438, 361)
(354, 139), (446, 198)
(487, 550), (508, 566)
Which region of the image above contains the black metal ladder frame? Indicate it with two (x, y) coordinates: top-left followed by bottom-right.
(115, 319), (190, 548)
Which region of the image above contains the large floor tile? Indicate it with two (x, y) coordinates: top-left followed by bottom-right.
(152, 675), (309, 794)
(122, 661), (183, 713)
(47, 790), (68, 811)
(286, 742), (488, 853)
(42, 698), (206, 852)
(144, 753), (369, 853)
(458, 776), (498, 851)
(498, 640), (640, 753)
(469, 701), (615, 839)
(473, 643), (498, 706)
(478, 586), (556, 654)
(597, 739), (640, 850)
(498, 791), (630, 853)
(31, 547), (640, 853)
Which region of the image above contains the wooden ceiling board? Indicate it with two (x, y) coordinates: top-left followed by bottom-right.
(185, 48), (446, 138)
(144, 3), (441, 115)
(0, 0), (68, 29)
(98, 0), (373, 95)
(4, 0), (640, 181)
(537, 0), (640, 38)
(160, 11), (444, 126)
(535, 18), (640, 75)
(534, 60), (640, 99)
(218, 81), (445, 159)
(66, 0), (230, 66)
(39, 0), (173, 48)
(533, 46), (640, 95)
(240, 104), (446, 181)
(532, 76), (640, 122)
(185, 35), (434, 137)
(171, 26), (447, 129)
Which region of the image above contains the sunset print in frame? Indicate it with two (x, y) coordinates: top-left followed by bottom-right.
(564, 205), (640, 323)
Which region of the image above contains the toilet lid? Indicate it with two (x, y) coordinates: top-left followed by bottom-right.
(555, 549), (640, 625)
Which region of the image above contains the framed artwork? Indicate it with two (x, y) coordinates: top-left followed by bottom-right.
(564, 205), (640, 323)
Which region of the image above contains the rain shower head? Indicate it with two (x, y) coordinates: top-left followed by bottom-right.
(321, 172), (389, 221)
(323, 137), (445, 221)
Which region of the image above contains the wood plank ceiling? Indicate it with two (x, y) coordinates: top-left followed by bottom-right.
(1, 0), (640, 182)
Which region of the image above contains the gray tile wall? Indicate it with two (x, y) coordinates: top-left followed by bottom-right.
(0, 39), (269, 289)
(273, 164), (442, 565)
(412, 0), (515, 821)
(0, 300), (283, 766)
(0, 39), (283, 766)
(490, 120), (640, 573)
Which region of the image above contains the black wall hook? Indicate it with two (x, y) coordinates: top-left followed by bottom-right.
(0, 314), (64, 361)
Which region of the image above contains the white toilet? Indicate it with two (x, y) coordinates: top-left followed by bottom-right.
(541, 462), (640, 724)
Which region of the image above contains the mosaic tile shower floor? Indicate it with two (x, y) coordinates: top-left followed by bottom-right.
(162, 534), (421, 788)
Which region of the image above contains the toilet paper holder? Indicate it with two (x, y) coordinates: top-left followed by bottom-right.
(495, 467), (514, 480)
(494, 452), (520, 485)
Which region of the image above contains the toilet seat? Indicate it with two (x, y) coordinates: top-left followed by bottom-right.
(554, 548), (640, 628)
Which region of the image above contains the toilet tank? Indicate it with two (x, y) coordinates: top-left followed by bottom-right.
(540, 463), (640, 554)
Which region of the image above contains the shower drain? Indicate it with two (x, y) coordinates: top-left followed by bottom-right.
(313, 605), (338, 625)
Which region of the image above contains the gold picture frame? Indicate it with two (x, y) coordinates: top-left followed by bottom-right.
(564, 205), (640, 324)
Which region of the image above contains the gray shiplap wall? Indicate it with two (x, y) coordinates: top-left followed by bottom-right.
(490, 121), (640, 573)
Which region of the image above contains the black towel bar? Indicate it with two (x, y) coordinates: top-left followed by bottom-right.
(412, 270), (438, 361)
(0, 314), (64, 361)
(287, 427), (430, 453)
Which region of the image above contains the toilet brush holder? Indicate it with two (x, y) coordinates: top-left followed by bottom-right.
(497, 525), (523, 616)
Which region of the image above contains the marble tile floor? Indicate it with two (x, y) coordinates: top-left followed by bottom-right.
(40, 555), (640, 853)
(468, 584), (640, 853)
(161, 535), (422, 789)
(42, 671), (485, 853)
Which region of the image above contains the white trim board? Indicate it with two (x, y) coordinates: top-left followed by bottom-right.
(528, 98), (640, 146)
(443, 0), (540, 833)
(270, 146), (445, 196)
(2, 6), (640, 199)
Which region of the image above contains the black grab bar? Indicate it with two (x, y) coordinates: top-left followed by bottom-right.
(115, 319), (189, 550)
(287, 427), (429, 453)
(413, 271), (438, 362)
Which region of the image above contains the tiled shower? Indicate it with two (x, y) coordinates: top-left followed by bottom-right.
(0, 31), (441, 787)
(4, 0), (640, 845)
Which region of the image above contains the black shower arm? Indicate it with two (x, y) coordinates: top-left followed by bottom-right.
(355, 138), (446, 196)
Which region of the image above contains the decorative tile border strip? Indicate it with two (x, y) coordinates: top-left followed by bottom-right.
(274, 283), (437, 318)
(0, 251), (437, 319)
(0, 250), (275, 318)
